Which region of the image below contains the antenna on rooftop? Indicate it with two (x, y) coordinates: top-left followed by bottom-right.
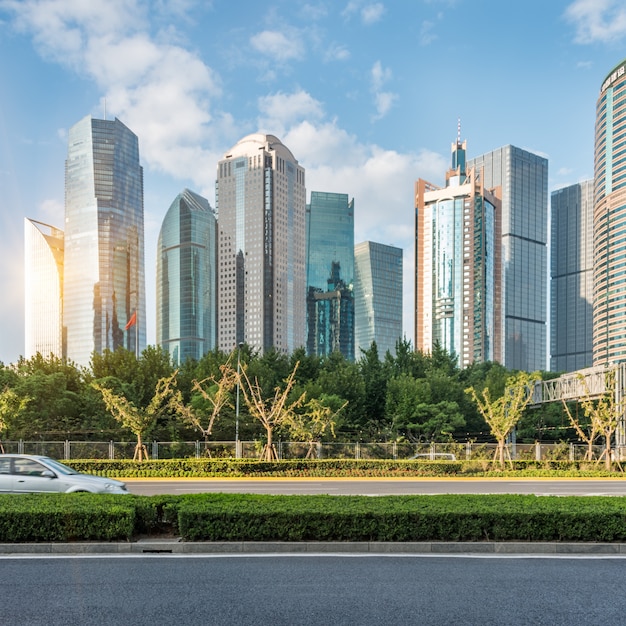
(103, 98), (107, 121)
(457, 117), (461, 146)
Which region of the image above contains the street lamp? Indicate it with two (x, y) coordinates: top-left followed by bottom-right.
(235, 342), (243, 457)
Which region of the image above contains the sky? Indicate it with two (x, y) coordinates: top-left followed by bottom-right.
(0, 0), (625, 366)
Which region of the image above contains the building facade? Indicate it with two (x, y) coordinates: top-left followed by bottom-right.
(306, 191), (355, 360)
(415, 139), (502, 369)
(467, 145), (548, 372)
(593, 59), (626, 365)
(157, 189), (217, 365)
(354, 241), (403, 357)
(215, 134), (306, 355)
(24, 218), (64, 359)
(63, 116), (145, 366)
(550, 180), (594, 372)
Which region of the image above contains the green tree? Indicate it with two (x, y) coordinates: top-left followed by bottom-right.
(358, 342), (388, 434)
(93, 373), (176, 460)
(0, 386), (30, 451)
(466, 371), (540, 468)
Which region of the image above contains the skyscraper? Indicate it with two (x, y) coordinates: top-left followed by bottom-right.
(593, 59), (626, 366)
(550, 181), (594, 372)
(157, 189), (217, 365)
(306, 191), (355, 360)
(467, 145), (548, 372)
(24, 218), (64, 359)
(415, 138), (502, 369)
(354, 241), (403, 358)
(63, 116), (145, 366)
(216, 133), (306, 354)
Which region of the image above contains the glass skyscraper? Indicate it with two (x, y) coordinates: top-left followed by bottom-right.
(306, 191), (355, 360)
(354, 241), (403, 358)
(24, 218), (64, 359)
(157, 189), (217, 365)
(415, 139), (502, 368)
(64, 116), (145, 366)
(467, 145), (548, 372)
(216, 134), (306, 355)
(550, 181), (594, 372)
(594, 58), (626, 365)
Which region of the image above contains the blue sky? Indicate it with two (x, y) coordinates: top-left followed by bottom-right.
(0, 0), (625, 366)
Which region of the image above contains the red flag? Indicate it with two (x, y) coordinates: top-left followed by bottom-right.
(125, 311), (137, 331)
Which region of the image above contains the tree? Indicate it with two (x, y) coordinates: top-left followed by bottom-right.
(238, 361), (306, 461)
(562, 369), (625, 471)
(166, 363), (238, 454)
(93, 373), (176, 461)
(285, 395), (347, 458)
(0, 386), (30, 452)
(466, 371), (540, 469)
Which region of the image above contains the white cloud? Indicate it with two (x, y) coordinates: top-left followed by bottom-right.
(370, 61), (397, 120)
(420, 20), (437, 45)
(250, 28), (305, 63)
(565, 0), (626, 44)
(342, 1), (386, 25)
(257, 90), (325, 138)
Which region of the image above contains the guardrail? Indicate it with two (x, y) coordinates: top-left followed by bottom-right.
(0, 440), (615, 462)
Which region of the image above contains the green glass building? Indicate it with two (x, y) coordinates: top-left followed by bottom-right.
(157, 189), (217, 365)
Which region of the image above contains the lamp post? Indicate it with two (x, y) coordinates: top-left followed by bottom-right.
(235, 342), (243, 458)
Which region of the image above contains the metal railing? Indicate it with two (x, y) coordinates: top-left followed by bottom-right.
(0, 440), (615, 462)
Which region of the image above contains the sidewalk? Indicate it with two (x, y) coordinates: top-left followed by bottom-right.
(2, 540), (626, 555)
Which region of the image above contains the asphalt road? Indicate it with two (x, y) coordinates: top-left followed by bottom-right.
(3, 554), (626, 625)
(124, 477), (626, 497)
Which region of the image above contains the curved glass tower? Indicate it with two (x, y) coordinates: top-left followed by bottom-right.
(216, 133), (306, 354)
(63, 116), (145, 366)
(594, 59), (626, 365)
(24, 218), (64, 359)
(157, 189), (216, 365)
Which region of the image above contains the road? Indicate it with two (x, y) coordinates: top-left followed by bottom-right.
(3, 554), (626, 625)
(124, 477), (626, 496)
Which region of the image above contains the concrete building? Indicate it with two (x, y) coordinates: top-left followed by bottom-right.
(593, 58), (626, 365)
(215, 134), (306, 355)
(415, 137), (502, 368)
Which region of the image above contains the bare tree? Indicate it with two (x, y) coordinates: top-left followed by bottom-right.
(93, 374), (175, 461)
(561, 397), (600, 462)
(466, 371), (540, 469)
(166, 364), (238, 455)
(565, 369), (625, 471)
(238, 361), (305, 461)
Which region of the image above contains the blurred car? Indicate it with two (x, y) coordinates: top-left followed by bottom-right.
(0, 454), (128, 494)
(408, 453), (457, 461)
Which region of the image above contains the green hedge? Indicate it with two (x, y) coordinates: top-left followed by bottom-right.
(2, 493), (626, 543)
(63, 458), (621, 478)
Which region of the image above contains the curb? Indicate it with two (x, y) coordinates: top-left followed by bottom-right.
(1, 540), (626, 555)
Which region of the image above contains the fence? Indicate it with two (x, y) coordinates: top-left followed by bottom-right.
(0, 440), (615, 462)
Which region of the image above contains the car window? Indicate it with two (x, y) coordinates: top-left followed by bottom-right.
(14, 459), (48, 476)
(0, 458), (10, 475)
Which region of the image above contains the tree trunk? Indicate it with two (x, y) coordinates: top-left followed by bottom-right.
(606, 435), (612, 472)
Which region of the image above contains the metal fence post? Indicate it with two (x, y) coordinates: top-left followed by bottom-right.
(152, 440), (158, 459)
(64, 440), (70, 460)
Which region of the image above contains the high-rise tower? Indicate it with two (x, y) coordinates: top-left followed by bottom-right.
(215, 134), (306, 354)
(24, 218), (64, 359)
(354, 241), (403, 357)
(306, 191), (355, 360)
(157, 189), (217, 365)
(593, 59), (626, 365)
(467, 145), (548, 372)
(63, 116), (145, 366)
(415, 138), (502, 368)
(550, 181), (594, 372)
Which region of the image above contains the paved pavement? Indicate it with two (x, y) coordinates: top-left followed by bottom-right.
(3, 539), (626, 555)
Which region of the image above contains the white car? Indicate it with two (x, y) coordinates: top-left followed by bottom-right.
(0, 454), (128, 494)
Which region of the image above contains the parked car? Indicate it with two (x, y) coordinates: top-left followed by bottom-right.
(0, 454), (128, 494)
(408, 453), (457, 461)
